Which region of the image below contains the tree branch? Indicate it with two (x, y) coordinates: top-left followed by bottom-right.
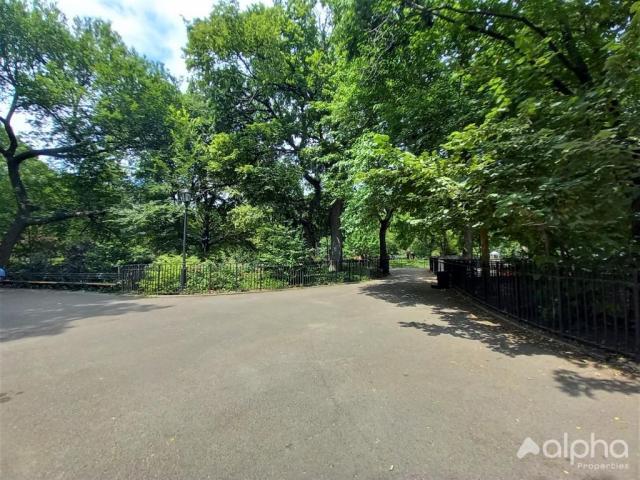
(26, 209), (107, 226)
(420, 9), (516, 46)
(4, 90), (19, 125)
(0, 97), (19, 157)
(303, 172), (321, 189)
(406, 1), (575, 95)
(12, 142), (91, 163)
(418, 3), (591, 85)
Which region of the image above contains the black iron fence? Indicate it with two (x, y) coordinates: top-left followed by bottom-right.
(5, 271), (119, 287)
(119, 258), (380, 294)
(2, 259), (380, 294)
(429, 257), (640, 358)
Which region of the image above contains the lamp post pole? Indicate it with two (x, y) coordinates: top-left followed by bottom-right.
(178, 189), (192, 291)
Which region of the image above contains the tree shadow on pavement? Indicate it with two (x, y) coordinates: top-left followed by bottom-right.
(359, 268), (439, 308)
(0, 290), (171, 342)
(360, 268), (639, 397)
(362, 269), (556, 356)
(552, 369), (640, 398)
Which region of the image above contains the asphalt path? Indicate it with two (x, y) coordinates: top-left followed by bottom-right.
(1, 269), (638, 479)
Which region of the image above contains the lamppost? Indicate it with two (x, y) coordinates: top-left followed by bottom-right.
(177, 189), (192, 290)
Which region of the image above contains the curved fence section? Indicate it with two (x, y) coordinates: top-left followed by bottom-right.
(119, 258), (380, 295)
(4, 271), (119, 289)
(430, 257), (640, 359)
(3, 259), (381, 294)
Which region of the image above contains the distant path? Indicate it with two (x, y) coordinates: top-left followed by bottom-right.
(1, 269), (638, 479)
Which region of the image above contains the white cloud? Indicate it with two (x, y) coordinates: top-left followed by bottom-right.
(55, 0), (270, 83)
(3, 0), (271, 138)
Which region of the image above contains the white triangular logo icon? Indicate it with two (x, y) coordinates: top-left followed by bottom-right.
(517, 437), (540, 459)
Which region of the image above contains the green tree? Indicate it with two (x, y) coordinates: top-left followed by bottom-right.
(341, 133), (412, 274)
(186, 0), (341, 258)
(0, 0), (179, 265)
(331, 0), (640, 263)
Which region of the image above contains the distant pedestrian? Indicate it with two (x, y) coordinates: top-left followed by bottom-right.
(0, 266), (6, 282)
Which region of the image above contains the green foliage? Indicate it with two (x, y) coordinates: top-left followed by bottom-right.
(0, 0), (180, 266)
(0, 0), (179, 153)
(4, 0), (639, 272)
(135, 254), (373, 294)
(137, 255), (229, 294)
(341, 133), (411, 228)
(186, 0), (337, 249)
(0, 160), (70, 233)
(332, 0), (640, 263)
(252, 223), (309, 265)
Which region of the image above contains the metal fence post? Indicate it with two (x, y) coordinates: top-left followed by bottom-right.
(633, 269), (640, 361)
(515, 263), (521, 319)
(496, 261), (502, 311)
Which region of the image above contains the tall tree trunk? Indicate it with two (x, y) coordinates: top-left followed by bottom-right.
(0, 215), (29, 267)
(480, 227), (491, 300)
(441, 232), (448, 256)
(328, 199), (343, 271)
(632, 174), (640, 249)
(463, 226), (473, 258)
(301, 219), (316, 251)
(540, 227), (551, 257)
(201, 208), (211, 257)
(378, 209), (393, 275)
(199, 196), (217, 258)
(302, 173), (322, 252)
(479, 227), (490, 265)
(479, 227), (490, 293)
(1, 154), (32, 267)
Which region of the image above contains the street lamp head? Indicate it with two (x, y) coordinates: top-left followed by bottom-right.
(177, 189), (192, 204)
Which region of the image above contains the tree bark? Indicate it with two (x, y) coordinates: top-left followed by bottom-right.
(328, 199), (343, 271)
(200, 208), (211, 257)
(479, 227), (490, 296)
(302, 173), (322, 251)
(479, 227), (490, 265)
(1, 151), (33, 266)
(463, 226), (473, 258)
(632, 164), (640, 249)
(441, 232), (448, 256)
(198, 195), (217, 258)
(378, 209), (393, 275)
(300, 219), (317, 251)
(0, 216), (29, 267)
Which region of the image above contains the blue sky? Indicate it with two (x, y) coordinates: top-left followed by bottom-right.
(6, 1), (269, 138)
(55, 0), (269, 81)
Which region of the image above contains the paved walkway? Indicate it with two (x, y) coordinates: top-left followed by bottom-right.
(1, 269), (638, 479)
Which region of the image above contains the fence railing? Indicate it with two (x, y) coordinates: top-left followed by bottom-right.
(6, 271), (119, 286)
(119, 258), (380, 295)
(2, 259), (381, 294)
(429, 257), (640, 359)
